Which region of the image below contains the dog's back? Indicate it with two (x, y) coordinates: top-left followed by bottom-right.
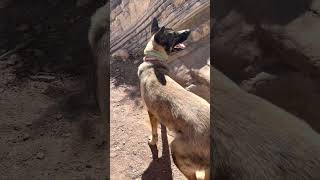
(139, 62), (210, 135)
(213, 68), (320, 180)
(88, 3), (108, 55)
(138, 61), (210, 171)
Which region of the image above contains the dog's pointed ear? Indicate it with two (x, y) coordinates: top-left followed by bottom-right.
(154, 26), (165, 40)
(158, 26), (165, 34)
(151, 18), (160, 34)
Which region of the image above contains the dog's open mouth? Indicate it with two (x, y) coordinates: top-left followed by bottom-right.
(173, 43), (186, 52)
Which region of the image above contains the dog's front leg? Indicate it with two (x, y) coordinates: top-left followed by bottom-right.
(147, 111), (158, 145)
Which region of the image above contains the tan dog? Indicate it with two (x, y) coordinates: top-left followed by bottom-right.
(88, 3), (109, 115)
(138, 18), (210, 180)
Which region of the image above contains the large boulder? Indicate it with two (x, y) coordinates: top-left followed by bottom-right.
(213, 0), (320, 132)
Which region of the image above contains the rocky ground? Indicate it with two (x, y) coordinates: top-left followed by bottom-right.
(0, 1), (107, 179)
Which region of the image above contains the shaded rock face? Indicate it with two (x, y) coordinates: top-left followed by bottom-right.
(110, 0), (210, 101)
(213, 0), (320, 132)
(110, 0), (210, 53)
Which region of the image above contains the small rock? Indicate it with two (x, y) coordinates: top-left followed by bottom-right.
(110, 152), (117, 158)
(76, 165), (84, 172)
(36, 152), (45, 159)
(7, 54), (20, 66)
(30, 75), (56, 82)
(112, 49), (129, 61)
(25, 122), (32, 127)
(4, 74), (16, 85)
(56, 113), (63, 120)
(63, 133), (71, 137)
(96, 140), (106, 148)
(133, 60), (139, 64)
(22, 133), (30, 141)
(13, 126), (21, 131)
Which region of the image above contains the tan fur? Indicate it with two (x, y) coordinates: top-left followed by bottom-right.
(213, 68), (320, 179)
(138, 39), (210, 179)
(88, 3), (109, 115)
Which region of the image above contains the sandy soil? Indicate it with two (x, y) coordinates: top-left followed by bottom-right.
(0, 61), (107, 179)
(0, 1), (107, 179)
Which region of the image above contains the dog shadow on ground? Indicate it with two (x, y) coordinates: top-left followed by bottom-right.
(141, 124), (174, 180)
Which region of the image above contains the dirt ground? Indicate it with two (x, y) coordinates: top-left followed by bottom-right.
(110, 56), (185, 180)
(0, 1), (186, 179)
(0, 1), (107, 179)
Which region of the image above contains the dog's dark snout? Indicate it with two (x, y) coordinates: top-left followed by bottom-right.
(175, 29), (191, 44)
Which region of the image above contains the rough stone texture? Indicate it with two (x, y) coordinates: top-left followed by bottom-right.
(110, 0), (210, 54)
(168, 39), (210, 101)
(213, 0), (320, 132)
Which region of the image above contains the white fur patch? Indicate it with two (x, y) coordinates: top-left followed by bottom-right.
(177, 29), (190, 34)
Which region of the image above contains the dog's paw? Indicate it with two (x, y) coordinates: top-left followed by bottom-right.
(148, 135), (158, 145)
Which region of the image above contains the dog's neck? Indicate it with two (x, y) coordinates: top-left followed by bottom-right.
(143, 35), (168, 62)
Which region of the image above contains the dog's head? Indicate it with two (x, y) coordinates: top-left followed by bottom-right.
(149, 18), (190, 55)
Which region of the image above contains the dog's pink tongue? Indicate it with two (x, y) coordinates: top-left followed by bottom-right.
(174, 43), (186, 49)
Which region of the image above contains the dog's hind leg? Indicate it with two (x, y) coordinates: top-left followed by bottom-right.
(171, 139), (197, 180)
(147, 111), (158, 145)
(195, 169), (210, 180)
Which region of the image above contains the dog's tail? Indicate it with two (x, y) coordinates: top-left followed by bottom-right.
(195, 169), (208, 180)
(88, 2), (108, 53)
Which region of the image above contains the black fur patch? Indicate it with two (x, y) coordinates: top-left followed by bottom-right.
(151, 18), (190, 54)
